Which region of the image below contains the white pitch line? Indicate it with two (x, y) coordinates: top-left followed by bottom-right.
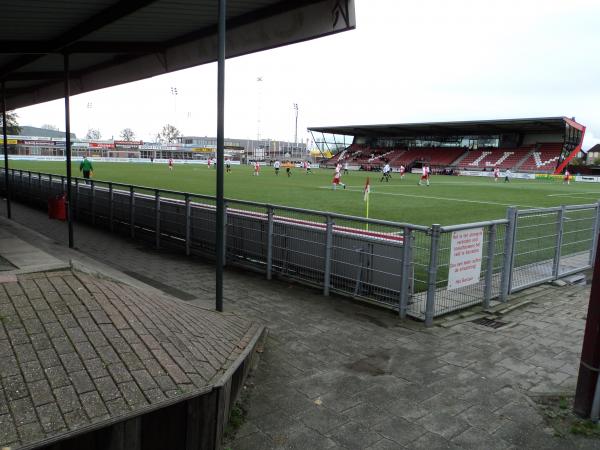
(318, 186), (540, 208)
(547, 192), (600, 197)
(355, 181), (527, 188)
(549, 195), (600, 200)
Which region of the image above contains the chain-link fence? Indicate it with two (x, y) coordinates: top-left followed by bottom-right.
(1, 168), (598, 326)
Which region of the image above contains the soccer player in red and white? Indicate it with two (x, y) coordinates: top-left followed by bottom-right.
(564, 169), (571, 185)
(494, 167), (500, 182)
(418, 164), (430, 186)
(207, 157), (212, 169)
(168, 158), (173, 171)
(332, 170), (346, 190)
(253, 161), (260, 176)
(399, 165), (405, 179)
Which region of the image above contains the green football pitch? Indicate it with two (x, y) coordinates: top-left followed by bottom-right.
(4, 160), (600, 226)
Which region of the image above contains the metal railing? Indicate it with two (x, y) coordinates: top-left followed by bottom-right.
(1, 168), (598, 325)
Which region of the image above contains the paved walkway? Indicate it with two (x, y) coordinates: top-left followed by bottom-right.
(3, 201), (599, 449)
(0, 269), (260, 449)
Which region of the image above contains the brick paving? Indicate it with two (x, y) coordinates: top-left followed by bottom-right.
(0, 267), (260, 449)
(3, 202), (600, 449)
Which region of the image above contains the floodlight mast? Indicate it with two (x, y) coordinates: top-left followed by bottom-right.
(293, 103), (298, 147)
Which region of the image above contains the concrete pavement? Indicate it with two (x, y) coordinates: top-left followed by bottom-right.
(3, 201), (599, 449)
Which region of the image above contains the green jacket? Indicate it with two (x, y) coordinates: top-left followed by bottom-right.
(80, 159), (93, 172)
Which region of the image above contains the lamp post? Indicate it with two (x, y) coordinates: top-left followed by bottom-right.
(293, 103), (298, 147)
(86, 102), (92, 137)
(256, 77), (263, 141)
(170, 86), (178, 129)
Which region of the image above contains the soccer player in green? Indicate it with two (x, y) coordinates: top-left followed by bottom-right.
(79, 156), (93, 184)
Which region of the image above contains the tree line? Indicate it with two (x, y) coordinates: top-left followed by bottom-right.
(1, 113), (183, 144)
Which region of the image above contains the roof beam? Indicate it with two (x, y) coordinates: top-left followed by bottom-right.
(167, 0), (325, 47)
(0, 0), (160, 78)
(0, 41), (163, 55)
(3, 71), (72, 81)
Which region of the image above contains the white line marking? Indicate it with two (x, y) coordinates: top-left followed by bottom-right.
(550, 195), (600, 200)
(319, 187), (540, 208)
(547, 192), (600, 197)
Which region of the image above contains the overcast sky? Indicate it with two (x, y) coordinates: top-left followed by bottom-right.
(14, 0), (600, 149)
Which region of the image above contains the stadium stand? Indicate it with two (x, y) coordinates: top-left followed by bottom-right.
(518, 143), (564, 172)
(389, 147), (466, 167)
(333, 146), (393, 169)
(313, 118), (584, 174)
(329, 147), (466, 169)
(325, 143), (566, 172)
(457, 146), (534, 170)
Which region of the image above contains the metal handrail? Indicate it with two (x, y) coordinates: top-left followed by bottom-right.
(4, 167), (431, 231)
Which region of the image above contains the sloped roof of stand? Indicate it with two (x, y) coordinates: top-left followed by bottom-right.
(309, 116), (584, 138)
(0, 0), (356, 110)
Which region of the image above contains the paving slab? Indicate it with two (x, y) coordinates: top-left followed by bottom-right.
(2, 201), (599, 449)
(0, 266), (262, 449)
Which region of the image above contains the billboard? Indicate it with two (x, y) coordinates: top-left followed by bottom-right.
(192, 147), (214, 153)
(22, 140), (54, 146)
(90, 142), (115, 149)
(114, 140), (143, 148)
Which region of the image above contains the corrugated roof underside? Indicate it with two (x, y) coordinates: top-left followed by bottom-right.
(1, 0), (114, 41)
(1, 0), (285, 43)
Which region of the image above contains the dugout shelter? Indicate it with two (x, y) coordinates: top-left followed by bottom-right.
(1, 0), (355, 306)
(0, 3), (355, 448)
(310, 116), (585, 175)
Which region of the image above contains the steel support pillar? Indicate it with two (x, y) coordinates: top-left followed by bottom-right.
(574, 233), (600, 417)
(64, 53), (74, 248)
(1, 81), (11, 219)
(215, 0), (227, 312)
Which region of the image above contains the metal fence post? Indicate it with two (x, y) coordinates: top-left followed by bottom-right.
(266, 205), (274, 280)
(323, 215), (334, 296)
(109, 183), (114, 232)
(425, 224), (441, 327)
(48, 174), (53, 195)
(552, 206), (566, 279)
(155, 189), (160, 249)
(399, 226), (412, 319)
(129, 185), (135, 238)
(222, 201), (228, 266)
(590, 201), (600, 266)
(185, 194), (191, 256)
(61, 176), (65, 194)
(500, 206), (518, 302)
(90, 180), (96, 225)
(483, 224), (496, 309)
(74, 178), (79, 220)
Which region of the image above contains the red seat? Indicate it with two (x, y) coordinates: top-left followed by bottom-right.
(518, 143), (563, 172)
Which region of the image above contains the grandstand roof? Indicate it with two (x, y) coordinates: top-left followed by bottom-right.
(309, 117), (584, 138)
(0, 0), (356, 110)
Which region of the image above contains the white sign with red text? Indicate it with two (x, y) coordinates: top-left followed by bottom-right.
(448, 227), (484, 290)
